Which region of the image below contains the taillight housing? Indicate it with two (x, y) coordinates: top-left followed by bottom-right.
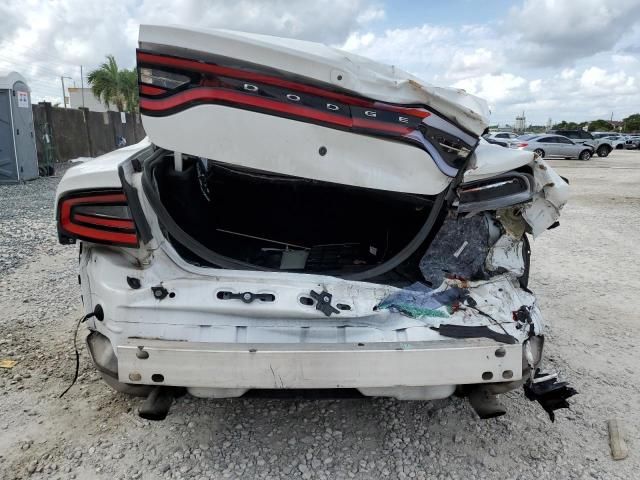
(517, 143), (529, 148)
(57, 190), (139, 247)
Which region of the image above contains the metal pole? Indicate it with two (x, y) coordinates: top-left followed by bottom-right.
(60, 76), (67, 108)
(80, 65), (85, 109)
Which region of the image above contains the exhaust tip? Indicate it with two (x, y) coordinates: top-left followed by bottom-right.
(138, 386), (182, 421)
(468, 387), (507, 420)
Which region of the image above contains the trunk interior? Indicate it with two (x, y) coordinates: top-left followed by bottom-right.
(150, 153), (445, 283)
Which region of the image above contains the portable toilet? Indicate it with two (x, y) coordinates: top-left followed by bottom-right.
(0, 71), (39, 183)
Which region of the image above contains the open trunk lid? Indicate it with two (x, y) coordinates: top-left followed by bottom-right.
(137, 24), (488, 194)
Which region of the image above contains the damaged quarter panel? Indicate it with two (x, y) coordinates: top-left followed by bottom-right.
(522, 156), (570, 237)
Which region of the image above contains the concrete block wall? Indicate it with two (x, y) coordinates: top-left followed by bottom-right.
(32, 102), (146, 163)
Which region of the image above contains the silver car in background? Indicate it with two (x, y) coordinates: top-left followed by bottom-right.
(513, 134), (594, 160)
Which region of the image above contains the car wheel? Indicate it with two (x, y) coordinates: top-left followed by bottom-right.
(596, 145), (610, 157)
(533, 148), (545, 158)
(579, 149), (592, 161)
(616, 144), (623, 149)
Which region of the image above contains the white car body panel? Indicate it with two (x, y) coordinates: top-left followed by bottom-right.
(55, 138), (150, 200)
(143, 104), (450, 195)
(464, 140), (534, 182)
(139, 25), (489, 136)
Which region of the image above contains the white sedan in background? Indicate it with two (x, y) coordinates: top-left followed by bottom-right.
(513, 134), (594, 160)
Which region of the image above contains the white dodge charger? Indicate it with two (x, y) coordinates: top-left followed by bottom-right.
(55, 25), (575, 421)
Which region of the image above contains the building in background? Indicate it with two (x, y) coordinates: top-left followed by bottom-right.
(68, 87), (117, 112)
(514, 112), (526, 133)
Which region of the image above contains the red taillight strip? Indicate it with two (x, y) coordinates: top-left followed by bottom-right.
(61, 221), (138, 245)
(59, 193), (138, 246)
(139, 87), (414, 135)
(73, 213), (135, 230)
(140, 84), (167, 96)
(137, 51), (431, 119)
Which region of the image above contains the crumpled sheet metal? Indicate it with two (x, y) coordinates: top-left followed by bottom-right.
(523, 157), (569, 237)
(444, 276), (543, 336)
(377, 275), (543, 340)
(485, 234), (525, 278)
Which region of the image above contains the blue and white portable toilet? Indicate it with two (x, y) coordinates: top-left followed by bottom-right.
(0, 71), (39, 183)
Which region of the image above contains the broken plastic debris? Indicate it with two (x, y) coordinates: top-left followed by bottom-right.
(607, 419), (629, 460)
(432, 324), (517, 344)
(523, 369), (577, 422)
(0, 359), (17, 369)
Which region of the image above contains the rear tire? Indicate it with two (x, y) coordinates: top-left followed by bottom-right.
(616, 144), (623, 150)
(534, 148), (545, 158)
(579, 149), (592, 161)
(596, 145), (610, 157)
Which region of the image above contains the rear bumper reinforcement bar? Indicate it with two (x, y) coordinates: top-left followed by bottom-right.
(117, 338), (522, 389)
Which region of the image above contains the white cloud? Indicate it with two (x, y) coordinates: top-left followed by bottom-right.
(338, 2), (640, 124)
(453, 73), (528, 105)
(135, 0), (383, 44)
(529, 79), (542, 93)
(579, 67), (636, 95)
(506, 0), (640, 66)
(356, 7), (385, 24)
(342, 32), (376, 51)
(0, 0), (385, 103)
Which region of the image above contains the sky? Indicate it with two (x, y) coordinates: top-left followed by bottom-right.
(1, 0), (639, 125)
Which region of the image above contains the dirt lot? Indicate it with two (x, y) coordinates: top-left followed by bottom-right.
(1, 150), (638, 480)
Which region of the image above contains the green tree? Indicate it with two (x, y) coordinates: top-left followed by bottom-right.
(88, 55), (138, 113)
(622, 114), (640, 132)
(587, 119), (614, 132)
(119, 69), (139, 115)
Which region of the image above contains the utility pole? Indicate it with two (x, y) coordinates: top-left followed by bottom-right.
(60, 76), (72, 108)
(80, 65), (85, 109)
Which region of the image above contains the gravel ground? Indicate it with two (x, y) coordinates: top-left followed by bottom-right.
(1, 151), (639, 480)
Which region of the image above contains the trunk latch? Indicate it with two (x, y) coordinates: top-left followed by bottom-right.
(310, 290), (340, 317)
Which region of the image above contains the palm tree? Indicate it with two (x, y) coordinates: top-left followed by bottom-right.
(119, 69), (139, 114)
(88, 55), (138, 113)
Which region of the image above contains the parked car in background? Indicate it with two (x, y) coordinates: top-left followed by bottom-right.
(485, 132), (519, 141)
(514, 134), (594, 160)
(625, 136), (640, 149)
(483, 132), (519, 147)
(593, 133), (626, 150)
(483, 137), (509, 148)
(548, 129), (613, 157)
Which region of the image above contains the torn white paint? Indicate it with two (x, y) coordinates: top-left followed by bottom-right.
(485, 235), (525, 277)
(437, 275), (543, 338)
(464, 140), (534, 182)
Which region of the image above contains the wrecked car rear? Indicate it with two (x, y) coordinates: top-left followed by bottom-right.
(55, 24), (575, 420)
